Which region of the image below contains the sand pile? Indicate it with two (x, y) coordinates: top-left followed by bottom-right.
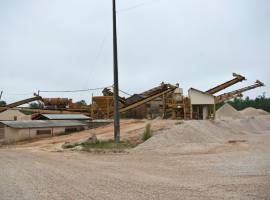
(132, 105), (270, 155)
(133, 120), (248, 155)
(133, 110), (270, 155)
(240, 107), (269, 117)
(217, 115), (270, 135)
(215, 103), (243, 120)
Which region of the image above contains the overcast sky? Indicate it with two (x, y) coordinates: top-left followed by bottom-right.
(0, 0), (269, 104)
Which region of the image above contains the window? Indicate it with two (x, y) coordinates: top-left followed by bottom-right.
(36, 130), (51, 135)
(64, 127), (85, 133)
(65, 127), (78, 133)
(0, 128), (4, 139)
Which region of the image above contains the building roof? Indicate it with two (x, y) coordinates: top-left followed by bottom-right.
(34, 114), (91, 120)
(188, 88), (214, 97)
(92, 119), (114, 123)
(188, 88), (215, 105)
(0, 120), (87, 129)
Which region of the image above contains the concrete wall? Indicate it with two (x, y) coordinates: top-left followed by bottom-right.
(2, 126), (87, 144)
(3, 127), (52, 143)
(52, 127), (65, 136)
(0, 123), (5, 143)
(189, 89), (215, 105)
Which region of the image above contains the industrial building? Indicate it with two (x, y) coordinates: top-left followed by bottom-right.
(32, 114), (91, 121)
(0, 73), (265, 121)
(0, 120), (88, 144)
(188, 88), (215, 120)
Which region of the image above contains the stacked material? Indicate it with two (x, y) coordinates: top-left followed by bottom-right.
(133, 120), (248, 155)
(215, 103), (243, 120)
(240, 107), (269, 117)
(133, 106), (270, 155)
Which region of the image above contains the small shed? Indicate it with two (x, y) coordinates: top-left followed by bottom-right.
(32, 114), (91, 121)
(188, 88), (215, 120)
(0, 120), (88, 144)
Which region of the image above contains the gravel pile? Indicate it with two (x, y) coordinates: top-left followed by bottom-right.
(216, 103), (243, 120)
(133, 106), (270, 155)
(240, 107), (269, 117)
(133, 120), (248, 155)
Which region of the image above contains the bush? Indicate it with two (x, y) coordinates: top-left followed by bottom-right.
(0, 100), (6, 106)
(142, 123), (152, 141)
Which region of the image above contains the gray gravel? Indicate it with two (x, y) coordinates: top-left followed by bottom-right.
(1, 142), (270, 200)
(1, 110), (270, 200)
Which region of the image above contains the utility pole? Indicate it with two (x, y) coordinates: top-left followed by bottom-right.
(0, 91), (3, 100)
(112, 0), (120, 143)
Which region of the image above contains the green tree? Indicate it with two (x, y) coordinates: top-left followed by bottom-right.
(29, 102), (43, 109)
(76, 100), (87, 106)
(0, 100), (6, 106)
(224, 93), (270, 113)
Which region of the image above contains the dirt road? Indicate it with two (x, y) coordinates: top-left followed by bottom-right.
(1, 117), (270, 200)
(1, 144), (270, 200)
(6, 119), (175, 151)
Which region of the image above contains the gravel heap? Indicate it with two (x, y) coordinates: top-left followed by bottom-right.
(133, 120), (248, 155)
(215, 103), (243, 120)
(133, 106), (270, 155)
(240, 107), (269, 117)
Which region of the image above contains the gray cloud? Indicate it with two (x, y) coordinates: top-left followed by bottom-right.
(0, 0), (269, 103)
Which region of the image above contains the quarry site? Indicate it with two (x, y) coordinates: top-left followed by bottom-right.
(1, 100), (270, 199)
(0, 63), (269, 200)
(1, 1), (270, 200)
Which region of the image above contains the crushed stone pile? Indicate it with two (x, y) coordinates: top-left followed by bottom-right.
(240, 107), (269, 117)
(133, 108), (270, 155)
(216, 114), (270, 135)
(133, 120), (248, 155)
(215, 103), (243, 120)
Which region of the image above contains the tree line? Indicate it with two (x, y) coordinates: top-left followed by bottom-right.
(217, 93), (270, 113)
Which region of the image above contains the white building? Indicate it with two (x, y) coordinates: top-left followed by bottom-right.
(0, 120), (88, 144)
(188, 88), (215, 120)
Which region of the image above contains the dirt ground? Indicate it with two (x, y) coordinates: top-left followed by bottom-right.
(1, 111), (270, 199)
(2, 119), (175, 151)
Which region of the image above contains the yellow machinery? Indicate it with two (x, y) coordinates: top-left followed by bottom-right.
(0, 94), (42, 113)
(0, 73), (264, 120)
(102, 88), (126, 104)
(91, 96), (114, 119)
(215, 80), (265, 104)
(91, 83), (178, 119)
(206, 73), (246, 95)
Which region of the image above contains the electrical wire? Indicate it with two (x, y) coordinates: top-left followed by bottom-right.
(83, 31), (108, 88)
(39, 85), (112, 93)
(119, 89), (132, 96)
(3, 92), (34, 96)
(117, 0), (161, 13)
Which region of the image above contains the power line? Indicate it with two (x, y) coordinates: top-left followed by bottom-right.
(117, 0), (161, 13)
(3, 92), (34, 96)
(83, 31), (109, 88)
(119, 89), (132, 96)
(39, 85), (112, 93)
